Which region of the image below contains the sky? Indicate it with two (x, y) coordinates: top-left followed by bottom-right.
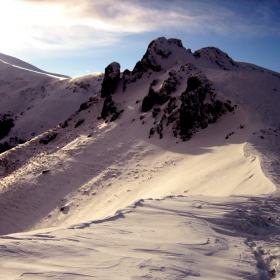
(0, 0), (280, 77)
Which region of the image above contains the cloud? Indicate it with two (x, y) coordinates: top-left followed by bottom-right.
(1, 0), (279, 54)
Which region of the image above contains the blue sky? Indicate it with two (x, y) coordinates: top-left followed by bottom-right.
(1, 0), (280, 77)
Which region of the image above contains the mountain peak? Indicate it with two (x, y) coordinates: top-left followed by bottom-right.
(132, 37), (192, 74)
(194, 46), (238, 70)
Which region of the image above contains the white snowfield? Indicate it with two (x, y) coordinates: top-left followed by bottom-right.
(0, 53), (103, 146)
(0, 38), (280, 279)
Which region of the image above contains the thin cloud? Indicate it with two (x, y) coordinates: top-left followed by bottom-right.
(2, 0), (280, 54)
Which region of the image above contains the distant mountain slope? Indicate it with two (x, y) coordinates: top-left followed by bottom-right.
(0, 57), (103, 152)
(0, 53), (69, 78)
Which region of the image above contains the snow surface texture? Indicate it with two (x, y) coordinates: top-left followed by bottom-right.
(0, 54), (103, 151)
(0, 37), (280, 279)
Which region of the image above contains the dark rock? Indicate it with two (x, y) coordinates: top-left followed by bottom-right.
(186, 75), (202, 93)
(39, 132), (58, 144)
(224, 100), (235, 112)
(142, 95), (155, 112)
(123, 37), (187, 89)
(101, 95), (117, 119)
(167, 38), (183, 48)
(142, 70), (181, 112)
(152, 108), (161, 118)
(60, 120), (68, 128)
(74, 81), (90, 90)
(101, 95), (123, 122)
(155, 73), (235, 140)
(151, 79), (159, 86)
(78, 101), (90, 112)
(0, 114), (14, 140)
(74, 119), (84, 128)
(101, 62), (121, 98)
(0, 142), (13, 154)
(165, 97), (178, 114)
(60, 205), (70, 214)
(156, 122), (163, 139)
(42, 169), (50, 174)
(110, 110), (124, 122)
(122, 69), (131, 92)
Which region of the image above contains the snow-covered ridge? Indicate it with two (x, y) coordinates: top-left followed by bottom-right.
(0, 36), (280, 279)
(0, 56), (104, 152)
(0, 53), (69, 79)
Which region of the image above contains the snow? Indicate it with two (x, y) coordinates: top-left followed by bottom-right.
(1, 196), (280, 279)
(0, 53), (69, 78)
(0, 57), (103, 146)
(0, 37), (280, 279)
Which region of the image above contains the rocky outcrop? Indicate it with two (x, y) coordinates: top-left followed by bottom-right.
(123, 37), (189, 91)
(101, 95), (118, 119)
(0, 114), (14, 140)
(179, 74), (235, 139)
(142, 70), (182, 112)
(39, 132), (58, 144)
(101, 62), (121, 98)
(149, 73), (236, 140)
(100, 95), (124, 122)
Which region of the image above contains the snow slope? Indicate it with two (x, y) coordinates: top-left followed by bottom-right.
(0, 53), (69, 78)
(0, 55), (103, 149)
(2, 195), (280, 279)
(0, 37), (280, 279)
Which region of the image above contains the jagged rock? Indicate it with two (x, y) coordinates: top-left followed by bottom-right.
(60, 120), (68, 128)
(123, 37), (187, 89)
(78, 101), (90, 112)
(152, 108), (161, 118)
(101, 96), (117, 119)
(101, 62), (121, 98)
(176, 73), (232, 139)
(142, 70), (181, 112)
(156, 122), (163, 139)
(39, 132), (58, 144)
(0, 114), (14, 140)
(178, 63), (197, 74)
(156, 70), (181, 102)
(110, 110), (124, 122)
(0, 142), (13, 154)
(165, 97), (178, 115)
(74, 119), (84, 128)
(122, 69), (131, 92)
(149, 127), (155, 138)
(134, 37), (182, 74)
(142, 95), (154, 112)
(100, 96), (123, 122)
(145, 72), (236, 140)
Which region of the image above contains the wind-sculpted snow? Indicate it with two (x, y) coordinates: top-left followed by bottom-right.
(0, 36), (280, 279)
(1, 195), (280, 279)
